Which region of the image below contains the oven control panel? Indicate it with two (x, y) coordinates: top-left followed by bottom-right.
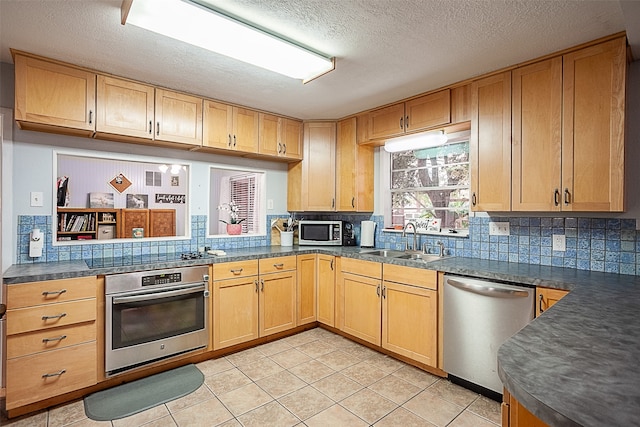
(142, 272), (182, 287)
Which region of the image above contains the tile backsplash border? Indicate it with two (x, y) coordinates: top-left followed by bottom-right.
(15, 214), (640, 276)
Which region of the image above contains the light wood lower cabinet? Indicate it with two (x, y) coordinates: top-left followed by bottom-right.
(382, 265), (438, 367)
(502, 388), (549, 427)
(5, 276), (98, 410)
(212, 257), (296, 350)
(317, 254), (336, 327)
(338, 258), (382, 346)
(296, 254), (317, 325)
(259, 257), (297, 336)
(536, 287), (569, 316)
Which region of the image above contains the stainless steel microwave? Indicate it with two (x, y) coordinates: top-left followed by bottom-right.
(298, 220), (342, 245)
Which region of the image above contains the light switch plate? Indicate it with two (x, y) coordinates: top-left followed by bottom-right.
(552, 234), (566, 251)
(267, 199), (274, 210)
(489, 221), (510, 236)
(30, 191), (44, 207)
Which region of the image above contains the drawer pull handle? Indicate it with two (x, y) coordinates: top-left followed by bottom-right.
(273, 263), (284, 269)
(230, 268), (243, 274)
(42, 369), (66, 378)
(42, 313), (67, 321)
(43, 335), (67, 343)
(42, 289), (67, 297)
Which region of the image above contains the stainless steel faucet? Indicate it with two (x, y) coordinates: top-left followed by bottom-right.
(402, 222), (417, 251)
(436, 241), (446, 257)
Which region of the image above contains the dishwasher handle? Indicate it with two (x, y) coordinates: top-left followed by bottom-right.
(446, 278), (530, 298)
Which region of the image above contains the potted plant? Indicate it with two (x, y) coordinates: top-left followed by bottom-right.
(218, 201), (246, 235)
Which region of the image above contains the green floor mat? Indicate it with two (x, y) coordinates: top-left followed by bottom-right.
(84, 364), (204, 421)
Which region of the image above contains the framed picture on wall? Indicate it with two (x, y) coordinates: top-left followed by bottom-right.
(126, 194), (148, 209)
(89, 192), (115, 208)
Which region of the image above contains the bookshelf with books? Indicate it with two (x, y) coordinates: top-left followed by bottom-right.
(56, 208), (120, 241)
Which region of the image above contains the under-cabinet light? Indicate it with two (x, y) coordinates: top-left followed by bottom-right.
(122, 0), (335, 83)
(384, 130), (448, 153)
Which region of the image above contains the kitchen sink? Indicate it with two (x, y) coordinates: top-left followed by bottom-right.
(396, 253), (450, 262)
(359, 249), (406, 257)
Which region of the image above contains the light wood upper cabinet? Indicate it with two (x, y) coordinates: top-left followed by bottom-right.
(336, 117), (374, 212)
(562, 37), (626, 212)
(368, 90), (451, 140)
(288, 122), (336, 211)
(258, 114), (303, 160)
(14, 54), (96, 136)
(203, 100), (258, 153)
(281, 118), (303, 159)
(512, 58), (563, 211)
(96, 75), (155, 140)
(155, 88), (203, 146)
(470, 71), (512, 212)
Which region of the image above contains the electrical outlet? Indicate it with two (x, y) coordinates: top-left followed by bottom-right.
(552, 234), (566, 251)
(30, 191), (44, 207)
(489, 222), (510, 236)
(267, 199), (274, 210)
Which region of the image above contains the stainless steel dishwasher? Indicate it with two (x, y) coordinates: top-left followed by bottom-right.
(443, 274), (534, 398)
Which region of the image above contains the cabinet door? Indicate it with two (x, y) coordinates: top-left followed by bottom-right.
(213, 276), (259, 350)
(470, 71), (512, 211)
(155, 89), (203, 146)
(504, 390), (550, 427)
(120, 209), (150, 239)
(149, 209), (176, 237)
(512, 58), (563, 211)
(14, 54), (96, 134)
(259, 270), (297, 337)
(536, 287), (569, 317)
(317, 254), (335, 327)
(96, 75), (154, 139)
(340, 272), (381, 346)
(405, 89), (451, 132)
(296, 254), (317, 326)
(336, 117), (357, 211)
(303, 122), (336, 211)
(203, 100), (233, 149)
(562, 37), (626, 212)
(368, 103), (405, 140)
(281, 118), (303, 159)
(258, 113), (281, 156)
(382, 281), (437, 366)
(233, 107), (259, 153)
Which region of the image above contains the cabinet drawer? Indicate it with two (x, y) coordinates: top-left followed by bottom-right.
(213, 260), (259, 280)
(340, 257), (382, 279)
(7, 298), (96, 335)
(6, 342), (97, 410)
(7, 276), (97, 309)
(383, 264), (438, 290)
(7, 322), (96, 359)
(259, 256), (296, 274)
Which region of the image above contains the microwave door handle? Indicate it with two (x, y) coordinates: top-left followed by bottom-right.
(112, 284), (205, 304)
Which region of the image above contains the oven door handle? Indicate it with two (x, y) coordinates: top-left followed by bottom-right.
(112, 284), (206, 305)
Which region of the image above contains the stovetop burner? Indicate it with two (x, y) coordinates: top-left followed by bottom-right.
(180, 252), (204, 260)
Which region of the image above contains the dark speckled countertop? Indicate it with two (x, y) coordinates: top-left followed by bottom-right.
(4, 246), (640, 426)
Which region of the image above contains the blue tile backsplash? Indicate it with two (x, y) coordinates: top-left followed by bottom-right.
(15, 213), (640, 276)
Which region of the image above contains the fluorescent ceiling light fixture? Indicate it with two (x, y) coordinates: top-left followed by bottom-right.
(122, 0), (335, 83)
(384, 130), (449, 153)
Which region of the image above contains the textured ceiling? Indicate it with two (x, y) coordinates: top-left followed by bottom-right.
(0, 0), (635, 120)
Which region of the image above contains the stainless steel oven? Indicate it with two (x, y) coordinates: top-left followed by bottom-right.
(105, 266), (209, 376)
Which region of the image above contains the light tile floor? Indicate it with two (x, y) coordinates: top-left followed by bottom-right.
(1, 328), (501, 427)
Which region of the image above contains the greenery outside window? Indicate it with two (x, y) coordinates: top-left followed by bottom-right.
(386, 140), (470, 232)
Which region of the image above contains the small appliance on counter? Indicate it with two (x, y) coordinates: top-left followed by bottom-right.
(360, 220), (376, 247)
(342, 222), (356, 246)
(298, 220), (342, 245)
